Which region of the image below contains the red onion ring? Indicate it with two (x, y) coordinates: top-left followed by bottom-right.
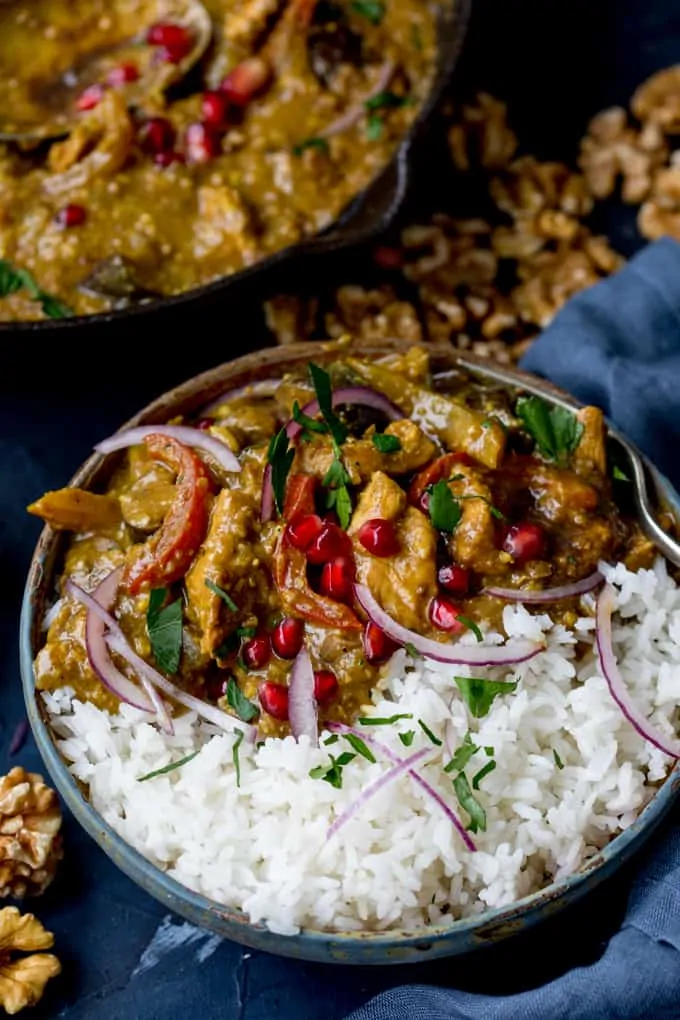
(596, 584), (680, 759)
(326, 746), (429, 840)
(201, 379), (281, 417)
(288, 648), (318, 744)
(328, 722), (475, 850)
(95, 425), (240, 475)
(484, 571), (604, 603)
(354, 584), (544, 666)
(320, 60), (396, 138)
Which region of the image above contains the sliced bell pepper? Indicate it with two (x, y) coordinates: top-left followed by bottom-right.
(283, 473), (317, 522)
(273, 537), (362, 631)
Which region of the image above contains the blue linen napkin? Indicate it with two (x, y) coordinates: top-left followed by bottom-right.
(347, 237), (680, 1020)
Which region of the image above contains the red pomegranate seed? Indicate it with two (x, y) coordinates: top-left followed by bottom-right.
(259, 681), (289, 721)
(319, 556), (354, 603)
(201, 90), (231, 128)
(306, 522), (352, 565)
(271, 617), (304, 659)
(154, 149), (185, 167)
(55, 204), (87, 228)
(75, 84), (105, 112)
(287, 513), (323, 552)
(429, 596), (465, 633)
(502, 521), (547, 565)
(373, 245), (403, 270)
(196, 418), (214, 431)
(206, 675), (227, 701)
(185, 122), (222, 164)
(437, 563), (470, 597)
(219, 56), (271, 106)
(242, 635), (272, 670)
(146, 21), (192, 51)
(107, 62), (139, 86)
(363, 621), (399, 665)
(138, 117), (175, 154)
(357, 518), (400, 557)
(314, 670), (339, 704)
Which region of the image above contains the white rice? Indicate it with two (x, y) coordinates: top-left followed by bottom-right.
(42, 559), (680, 935)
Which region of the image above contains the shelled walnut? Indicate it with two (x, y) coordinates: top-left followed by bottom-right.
(638, 162), (680, 240)
(578, 106), (668, 203)
(631, 65), (680, 133)
(447, 92), (518, 171)
(0, 768), (62, 899)
(0, 907), (60, 1014)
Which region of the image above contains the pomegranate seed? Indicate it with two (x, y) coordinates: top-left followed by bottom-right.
(357, 518), (400, 558)
(314, 670), (339, 704)
(437, 563), (470, 597)
(429, 596), (465, 633)
(319, 556), (354, 603)
(271, 617), (304, 659)
(55, 204), (87, 228)
(146, 21), (192, 52)
(259, 681), (289, 721)
(206, 675), (227, 700)
(201, 90), (231, 128)
(185, 122), (222, 164)
(154, 149), (185, 167)
(242, 635), (271, 670)
(502, 521), (547, 565)
(363, 621), (398, 665)
(219, 56), (271, 106)
(306, 522), (352, 565)
(196, 418), (214, 431)
(75, 84), (104, 112)
(107, 62), (139, 86)
(286, 513), (323, 552)
(373, 245), (403, 270)
(138, 117), (175, 154)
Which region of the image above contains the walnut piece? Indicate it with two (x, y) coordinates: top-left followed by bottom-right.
(632, 65), (680, 132)
(0, 907), (60, 1014)
(638, 165), (680, 239)
(0, 769), (62, 899)
(579, 106), (668, 204)
(448, 93), (518, 171)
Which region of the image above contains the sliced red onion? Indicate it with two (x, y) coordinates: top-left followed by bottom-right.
(484, 571), (604, 603)
(94, 425), (240, 475)
(201, 379), (281, 416)
(288, 648), (318, 744)
(260, 463), (274, 523)
(327, 747), (429, 840)
(328, 722), (475, 851)
(321, 60), (396, 138)
(596, 584), (680, 759)
(355, 584), (543, 667)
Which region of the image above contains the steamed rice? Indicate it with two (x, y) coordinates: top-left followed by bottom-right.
(43, 559), (680, 935)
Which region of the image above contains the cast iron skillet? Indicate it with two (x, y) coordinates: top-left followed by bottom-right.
(0, 0), (471, 338)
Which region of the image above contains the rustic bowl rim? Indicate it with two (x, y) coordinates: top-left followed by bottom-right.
(19, 338), (680, 964)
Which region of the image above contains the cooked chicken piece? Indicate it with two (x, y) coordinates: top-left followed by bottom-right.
(27, 488), (121, 532)
(524, 462), (600, 523)
(194, 185), (260, 263)
(294, 420), (438, 483)
(45, 91), (134, 194)
(447, 467), (506, 574)
(209, 400), (279, 446)
(224, 0), (282, 49)
(574, 406), (607, 478)
(118, 474), (177, 532)
(378, 345), (430, 383)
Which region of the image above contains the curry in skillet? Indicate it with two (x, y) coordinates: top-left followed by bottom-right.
(29, 347), (654, 738)
(0, 0), (441, 321)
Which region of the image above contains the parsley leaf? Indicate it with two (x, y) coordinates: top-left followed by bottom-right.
(343, 733), (377, 763)
(454, 675), (518, 719)
(324, 734), (340, 746)
(515, 396), (584, 463)
(292, 400), (329, 440)
(366, 114), (383, 141)
(0, 259), (73, 318)
(472, 759), (496, 790)
(232, 729), (245, 787)
(453, 772), (487, 833)
(444, 733), (479, 773)
(399, 730), (416, 747)
(226, 678), (259, 722)
(372, 433), (402, 453)
(351, 0), (385, 23)
(418, 719), (442, 746)
(365, 90), (410, 112)
(358, 713), (413, 726)
(553, 748), (565, 770)
(293, 136), (330, 157)
(137, 749), (200, 782)
(308, 362), (348, 448)
(309, 752), (356, 788)
(457, 616), (483, 642)
(205, 579), (238, 613)
(146, 589), (183, 674)
(613, 464), (630, 482)
(322, 455), (352, 529)
(267, 427), (295, 516)
(404, 642), (421, 659)
(214, 626), (254, 660)
(428, 480), (462, 533)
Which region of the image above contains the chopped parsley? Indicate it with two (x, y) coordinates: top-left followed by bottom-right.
(226, 678), (259, 723)
(205, 579), (238, 613)
(293, 136), (330, 157)
(472, 760), (496, 790)
(372, 433), (402, 454)
(308, 362), (348, 448)
(399, 730), (416, 747)
(308, 362), (353, 528)
(0, 259), (73, 319)
(404, 642), (421, 659)
(612, 464), (630, 482)
(418, 719), (442, 746)
(214, 625), (256, 660)
(365, 90), (410, 112)
(343, 732), (377, 763)
(453, 771), (487, 833)
(457, 616), (483, 642)
(553, 748), (565, 770)
(454, 675), (518, 719)
(358, 713), (414, 726)
(137, 749), (200, 783)
(351, 0), (385, 23)
(428, 480), (462, 533)
(146, 588), (183, 674)
(366, 114), (384, 141)
(444, 733), (479, 773)
(267, 427), (295, 516)
(324, 734), (340, 746)
(515, 395), (583, 464)
(232, 729), (245, 787)
(322, 456), (353, 529)
(309, 751), (356, 788)
(292, 400), (329, 440)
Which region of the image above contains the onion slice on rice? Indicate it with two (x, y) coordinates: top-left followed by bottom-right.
(484, 571), (604, 603)
(95, 425), (240, 475)
(288, 648), (318, 744)
(326, 747), (429, 840)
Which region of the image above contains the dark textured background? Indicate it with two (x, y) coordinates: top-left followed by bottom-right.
(1, 0), (678, 1016)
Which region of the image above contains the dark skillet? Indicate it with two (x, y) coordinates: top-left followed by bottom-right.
(0, 0), (471, 344)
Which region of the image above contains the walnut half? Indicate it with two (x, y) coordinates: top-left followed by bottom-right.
(0, 768), (63, 899)
(0, 907), (60, 1014)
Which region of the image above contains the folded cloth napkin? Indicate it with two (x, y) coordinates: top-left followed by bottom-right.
(346, 237), (680, 1020)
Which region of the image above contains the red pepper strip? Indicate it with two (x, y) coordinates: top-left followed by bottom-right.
(283, 473), (317, 522)
(408, 452), (473, 507)
(125, 434), (213, 594)
(273, 537), (362, 630)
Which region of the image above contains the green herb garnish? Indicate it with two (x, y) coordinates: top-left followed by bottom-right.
(323, 457), (353, 529)
(358, 713), (413, 726)
(308, 362), (348, 448)
(484, 745), (495, 757)
(418, 719), (442, 746)
(553, 748), (565, 770)
(309, 751), (356, 788)
(428, 480), (462, 533)
(137, 749), (200, 783)
(444, 733), (479, 773)
(214, 625), (256, 660)
(308, 362), (352, 527)
(292, 400), (329, 440)
(404, 642), (421, 659)
(365, 90), (410, 112)
(343, 732), (377, 763)
(226, 678), (259, 722)
(366, 114), (384, 141)
(453, 772), (487, 833)
(472, 760), (496, 790)
(146, 588), (183, 674)
(267, 427), (295, 516)
(232, 729), (245, 787)
(515, 395), (584, 463)
(613, 465), (630, 482)
(399, 730), (416, 747)
(0, 259), (73, 319)
(372, 433), (402, 454)
(293, 136), (330, 157)
(205, 579), (238, 613)
(454, 676), (518, 719)
(351, 0), (385, 23)
(457, 616), (483, 642)
(324, 734), (340, 746)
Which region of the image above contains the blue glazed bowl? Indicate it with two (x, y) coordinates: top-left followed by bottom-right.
(19, 339), (680, 965)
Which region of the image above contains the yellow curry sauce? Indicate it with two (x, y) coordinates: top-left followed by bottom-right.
(30, 347), (655, 739)
(0, 0), (441, 320)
